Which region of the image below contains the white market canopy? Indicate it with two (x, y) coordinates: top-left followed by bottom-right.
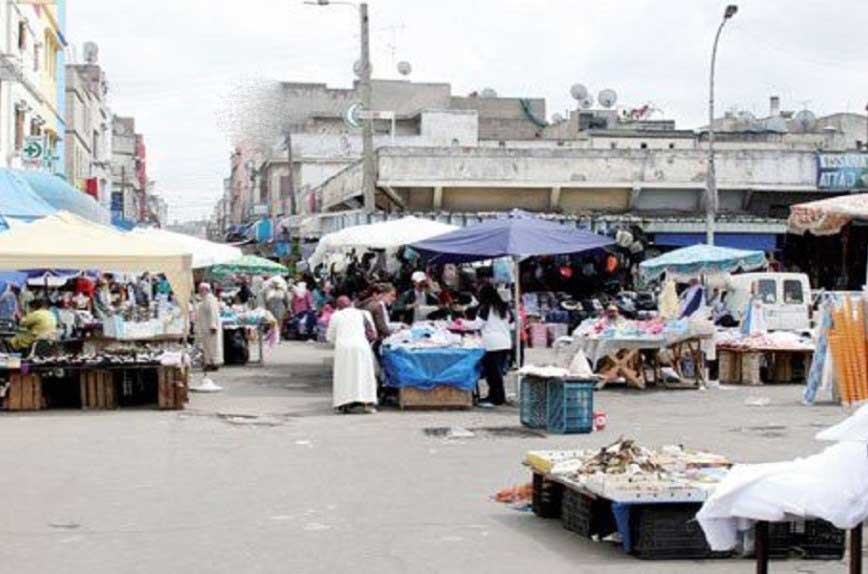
(132, 227), (243, 269)
(308, 216), (459, 268)
(788, 192), (868, 236)
(0, 212), (193, 312)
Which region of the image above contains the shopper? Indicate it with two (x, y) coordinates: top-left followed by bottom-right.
(326, 296), (377, 414)
(467, 284), (514, 407)
(195, 283), (223, 371)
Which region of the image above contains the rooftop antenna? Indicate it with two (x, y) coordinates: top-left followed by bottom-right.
(598, 88), (617, 109)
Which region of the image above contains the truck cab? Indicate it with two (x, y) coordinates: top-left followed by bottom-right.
(726, 273), (812, 331)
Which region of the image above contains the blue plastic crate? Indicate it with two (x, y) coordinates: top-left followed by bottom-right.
(546, 378), (594, 434)
(520, 376), (548, 429)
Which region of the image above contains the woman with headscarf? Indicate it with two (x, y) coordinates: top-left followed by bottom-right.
(326, 296), (377, 414)
(290, 281), (317, 338)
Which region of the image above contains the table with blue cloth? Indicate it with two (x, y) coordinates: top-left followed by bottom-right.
(381, 346), (485, 392)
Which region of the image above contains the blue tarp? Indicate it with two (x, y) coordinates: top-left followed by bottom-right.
(0, 170), (56, 221)
(411, 210), (614, 264)
(655, 232), (778, 251)
(382, 347), (485, 391)
(639, 244), (767, 281)
(13, 169), (110, 224)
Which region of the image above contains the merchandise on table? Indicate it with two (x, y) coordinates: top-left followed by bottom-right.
(526, 438), (731, 502)
(383, 321), (482, 350)
(716, 328), (815, 352)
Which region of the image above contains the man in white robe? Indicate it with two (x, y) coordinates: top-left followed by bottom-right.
(326, 296), (377, 414)
(196, 283), (224, 370)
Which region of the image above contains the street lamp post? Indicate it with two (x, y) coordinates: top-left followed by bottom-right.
(705, 4), (738, 245)
(306, 0), (376, 214)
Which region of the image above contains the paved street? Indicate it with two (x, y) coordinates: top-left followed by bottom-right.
(0, 341), (858, 574)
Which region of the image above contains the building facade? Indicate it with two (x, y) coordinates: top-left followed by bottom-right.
(0, 0), (67, 175)
(65, 44), (113, 209)
(111, 116), (147, 223)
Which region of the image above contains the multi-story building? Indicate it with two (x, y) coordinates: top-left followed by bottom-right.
(225, 79), (545, 224)
(111, 116), (147, 223)
(0, 0), (67, 175)
(65, 43), (113, 209)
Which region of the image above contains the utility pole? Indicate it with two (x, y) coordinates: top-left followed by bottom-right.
(359, 2), (376, 214)
(306, 0), (376, 213)
(285, 133), (296, 215)
(705, 4), (738, 245)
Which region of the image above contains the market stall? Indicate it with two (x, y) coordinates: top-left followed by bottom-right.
(716, 330), (815, 386)
(568, 317), (714, 389)
(380, 321), (484, 409)
(308, 216), (459, 269)
(131, 227), (243, 269)
(522, 437), (848, 562)
(0, 212), (194, 411)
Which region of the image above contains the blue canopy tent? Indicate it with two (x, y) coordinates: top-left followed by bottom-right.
(0, 170), (56, 222)
(411, 211), (615, 362)
(639, 244), (767, 282)
(12, 169), (110, 225)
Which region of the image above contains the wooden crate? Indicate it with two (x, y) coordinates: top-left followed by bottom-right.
(79, 370), (117, 409)
(4, 373), (42, 411)
(718, 350), (741, 384)
(771, 353), (793, 383)
(398, 385), (473, 410)
(741, 353), (763, 385)
(157, 367), (189, 410)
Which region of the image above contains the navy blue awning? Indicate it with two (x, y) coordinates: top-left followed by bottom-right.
(654, 233), (779, 251)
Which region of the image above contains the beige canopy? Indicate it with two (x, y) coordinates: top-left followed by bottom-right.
(788, 193), (868, 236)
(0, 212), (193, 312)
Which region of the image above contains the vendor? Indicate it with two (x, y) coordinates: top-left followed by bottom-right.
(465, 284), (514, 407)
(395, 273), (439, 324)
(601, 304), (627, 330)
(10, 299), (57, 351)
(361, 283), (400, 344)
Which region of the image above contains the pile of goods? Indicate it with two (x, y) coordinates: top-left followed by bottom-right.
(25, 345), (190, 368)
(716, 329), (814, 352)
(384, 321), (482, 350)
(527, 438), (731, 502)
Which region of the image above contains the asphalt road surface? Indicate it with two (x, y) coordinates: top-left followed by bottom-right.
(0, 341), (858, 573)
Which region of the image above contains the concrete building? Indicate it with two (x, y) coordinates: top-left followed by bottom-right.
(0, 0), (67, 175)
(146, 193), (168, 227)
(111, 116), (148, 223)
(226, 79), (546, 224)
(65, 43), (113, 209)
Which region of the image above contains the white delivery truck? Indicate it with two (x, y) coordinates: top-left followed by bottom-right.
(725, 272), (812, 331)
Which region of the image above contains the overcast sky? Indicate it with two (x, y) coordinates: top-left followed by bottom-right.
(67, 0), (868, 223)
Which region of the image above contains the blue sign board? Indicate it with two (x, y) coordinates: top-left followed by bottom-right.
(817, 152), (868, 190)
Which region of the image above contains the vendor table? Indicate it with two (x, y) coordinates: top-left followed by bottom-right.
(578, 335), (709, 389)
(381, 346), (484, 410)
(717, 347), (814, 385)
(2, 364), (188, 412)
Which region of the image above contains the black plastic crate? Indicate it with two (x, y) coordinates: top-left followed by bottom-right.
(560, 487), (616, 539)
(765, 519), (846, 560)
(629, 503), (724, 560)
(531, 472), (563, 519)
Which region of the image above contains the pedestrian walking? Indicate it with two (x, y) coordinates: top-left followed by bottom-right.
(195, 283), (223, 371)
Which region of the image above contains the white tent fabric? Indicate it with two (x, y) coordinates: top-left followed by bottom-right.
(131, 227), (242, 269)
(0, 212), (193, 313)
(309, 217), (459, 268)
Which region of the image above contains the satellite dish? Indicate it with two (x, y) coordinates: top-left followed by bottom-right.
(570, 83), (588, 101)
(397, 61), (412, 76)
(580, 95), (595, 109)
(551, 113), (564, 123)
(764, 116), (788, 133)
(794, 109), (817, 132)
(480, 87), (498, 98)
(83, 41), (99, 64)
(353, 59), (371, 78)
(598, 89), (617, 108)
